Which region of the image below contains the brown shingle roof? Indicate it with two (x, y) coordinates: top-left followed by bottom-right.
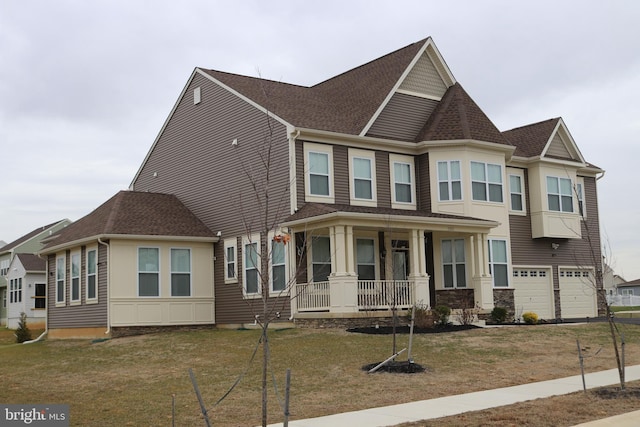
(200, 39), (427, 135)
(43, 191), (215, 250)
(502, 118), (560, 157)
(283, 203), (495, 224)
(417, 83), (511, 146)
(15, 253), (46, 272)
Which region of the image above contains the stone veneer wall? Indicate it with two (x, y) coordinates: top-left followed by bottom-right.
(111, 324), (216, 338)
(490, 288), (515, 322)
(294, 314), (410, 329)
(434, 289), (475, 309)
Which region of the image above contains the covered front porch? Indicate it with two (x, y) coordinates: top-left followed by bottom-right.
(282, 204), (499, 318)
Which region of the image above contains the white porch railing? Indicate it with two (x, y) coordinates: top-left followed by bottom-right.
(295, 281), (330, 312)
(358, 280), (414, 310)
(293, 280), (415, 312)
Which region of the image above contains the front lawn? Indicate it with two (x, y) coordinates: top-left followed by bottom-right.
(1, 323), (639, 426)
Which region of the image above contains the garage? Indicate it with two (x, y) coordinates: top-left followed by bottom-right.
(513, 267), (554, 320)
(559, 268), (598, 318)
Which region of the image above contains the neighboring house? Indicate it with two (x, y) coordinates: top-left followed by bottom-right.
(0, 220), (71, 326)
(603, 259), (625, 297)
(5, 254), (46, 329)
(616, 278), (640, 296)
(45, 37), (606, 337)
(40, 191), (217, 338)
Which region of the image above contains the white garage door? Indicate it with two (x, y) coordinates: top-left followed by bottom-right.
(513, 268), (554, 320)
(559, 269), (598, 318)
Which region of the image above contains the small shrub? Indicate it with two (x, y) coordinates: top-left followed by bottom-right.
(409, 303), (434, 329)
(433, 305), (451, 326)
(15, 312), (32, 343)
(457, 303), (480, 326)
(522, 311), (539, 325)
(491, 307), (508, 324)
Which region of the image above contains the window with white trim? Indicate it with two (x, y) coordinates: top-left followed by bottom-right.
(243, 236), (260, 295)
(224, 239), (237, 284)
(9, 278), (22, 303)
(509, 174), (524, 212)
(390, 154), (416, 208)
(86, 248), (97, 301)
(271, 239), (287, 293)
(356, 238), (376, 281)
(576, 178), (586, 218)
(311, 236), (331, 283)
(171, 248), (191, 297)
(304, 143), (334, 202)
(138, 247), (160, 297)
(437, 161), (462, 201)
(442, 239), (466, 288)
(0, 259), (8, 276)
(547, 176), (573, 212)
(349, 149), (377, 205)
(621, 288), (633, 296)
(71, 252), (81, 303)
(488, 239), (509, 287)
(56, 256), (65, 304)
(471, 162), (503, 202)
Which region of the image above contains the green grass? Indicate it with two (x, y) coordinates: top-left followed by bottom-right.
(611, 305), (640, 312)
(1, 324), (639, 426)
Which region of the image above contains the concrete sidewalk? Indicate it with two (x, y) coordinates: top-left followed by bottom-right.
(270, 365), (640, 427)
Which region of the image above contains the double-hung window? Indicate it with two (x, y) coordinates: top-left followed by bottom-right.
(9, 279), (22, 303)
(471, 162), (503, 202)
(308, 152), (330, 196)
(349, 149), (377, 205)
(509, 174), (524, 212)
(171, 248), (191, 296)
(71, 252), (81, 303)
(271, 240), (286, 292)
(311, 236), (331, 283)
(576, 179), (585, 217)
(546, 176), (573, 212)
(488, 239), (509, 287)
(438, 161), (462, 201)
(86, 248), (97, 301)
(390, 154), (416, 208)
(243, 237), (260, 295)
(356, 238), (376, 281)
(138, 248), (160, 297)
(224, 239), (237, 284)
(56, 256), (65, 304)
(442, 239), (466, 288)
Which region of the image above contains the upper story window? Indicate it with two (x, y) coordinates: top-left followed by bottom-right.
(471, 162), (503, 203)
(86, 248), (98, 302)
(349, 149), (377, 206)
(138, 247), (160, 297)
(224, 239), (237, 284)
(56, 256), (65, 304)
(390, 154), (416, 209)
(304, 143), (334, 203)
(171, 248), (191, 297)
(576, 178), (586, 218)
(508, 171), (526, 214)
(546, 176), (573, 212)
(0, 259), (9, 276)
(437, 161), (462, 201)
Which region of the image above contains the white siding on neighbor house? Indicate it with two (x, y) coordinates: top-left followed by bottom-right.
(6, 258), (46, 329)
(108, 239), (215, 327)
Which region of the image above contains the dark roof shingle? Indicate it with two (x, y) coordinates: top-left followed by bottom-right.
(16, 253), (46, 272)
(502, 118), (560, 157)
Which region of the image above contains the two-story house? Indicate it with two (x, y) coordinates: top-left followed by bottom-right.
(42, 37), (604, 338)
(0, 220), (70, 327)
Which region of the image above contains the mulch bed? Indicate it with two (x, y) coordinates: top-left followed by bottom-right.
(362, 360), (426, 374)
(593, 386), (640, 399)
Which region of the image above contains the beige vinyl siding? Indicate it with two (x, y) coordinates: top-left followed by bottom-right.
(47, 245), (108, 329)
(546, 133), (573, 159)
(366, 93), (439, 141)
(399, 52), (447, 98)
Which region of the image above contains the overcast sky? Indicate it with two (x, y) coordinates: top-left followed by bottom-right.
(1, 1), (638, 280)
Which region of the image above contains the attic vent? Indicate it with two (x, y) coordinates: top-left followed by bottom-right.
(194, 87), (201, 105)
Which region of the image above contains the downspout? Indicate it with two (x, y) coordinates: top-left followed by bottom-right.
(23, 254), (48, 344)
(98, 238), (111, 335)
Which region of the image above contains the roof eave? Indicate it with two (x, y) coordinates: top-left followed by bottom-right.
(40, 234), (219, 255)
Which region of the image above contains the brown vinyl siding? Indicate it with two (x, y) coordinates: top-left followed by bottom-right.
(366, 93), (439, 141)
(333, 145), (350, 205)
(509, 174), (602, 288)
(416, 153), (431, 212)
(296, 141), (305, 210)
(47, 244), (108, 329)
(375, 151), (391, 208)
(132, 73), (293, 324)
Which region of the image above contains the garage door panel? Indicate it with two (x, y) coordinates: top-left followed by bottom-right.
(559, 269), (597, 318)
(513, 268), (554, 320)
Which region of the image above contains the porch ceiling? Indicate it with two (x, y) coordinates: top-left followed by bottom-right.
(282, 203), (499, 233)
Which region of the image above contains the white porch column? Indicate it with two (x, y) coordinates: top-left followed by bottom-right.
(409, 229), (431, 308)
(345, 225), (355, 276)
(329, 225), (358, 312)
(471, 232), (494, 310)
